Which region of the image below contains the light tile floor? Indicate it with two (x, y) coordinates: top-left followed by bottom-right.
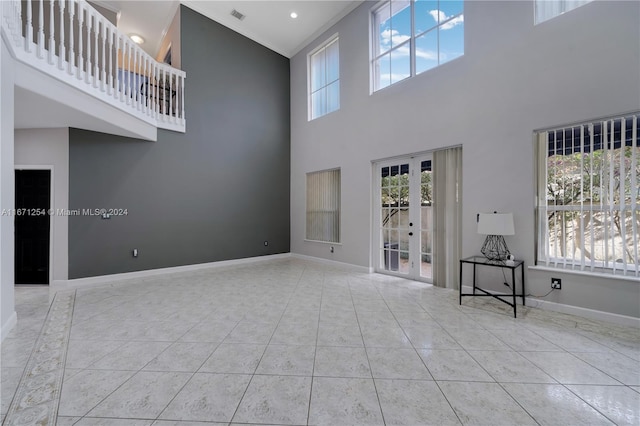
(1, 258), (639, 425)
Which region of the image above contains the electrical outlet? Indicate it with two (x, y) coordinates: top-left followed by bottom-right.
(551, 278), (561, 290)
(133, 248), (138, 258)
(264, 241), (268, 246)
(330, 246), (334, 253)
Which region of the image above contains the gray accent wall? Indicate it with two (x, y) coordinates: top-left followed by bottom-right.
(68, 5), (290, 279)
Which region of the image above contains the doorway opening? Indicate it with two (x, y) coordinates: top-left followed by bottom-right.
(15, 169), (51, 285)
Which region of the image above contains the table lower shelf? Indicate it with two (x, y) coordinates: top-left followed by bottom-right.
(460, 286), (525, 317)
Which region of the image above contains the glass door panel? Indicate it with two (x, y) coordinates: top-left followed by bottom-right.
(380, 163), (411, 275)
(376, 155), (432, 281)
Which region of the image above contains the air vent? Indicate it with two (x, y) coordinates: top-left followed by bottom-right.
(230, 9), (246, 21)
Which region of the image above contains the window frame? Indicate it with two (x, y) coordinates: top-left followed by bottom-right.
(535, 113), (639, 278)
(370, 0), (464, 93)
(307, 34), (340, 121)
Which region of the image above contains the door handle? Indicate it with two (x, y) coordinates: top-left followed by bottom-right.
(408, 232), (414, 236)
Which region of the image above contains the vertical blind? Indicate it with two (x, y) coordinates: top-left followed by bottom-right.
(306, 169), (341, 243)
(536, 113), (639, 277)
(535, 0), (592, 24)
(432, 147), (462, 289)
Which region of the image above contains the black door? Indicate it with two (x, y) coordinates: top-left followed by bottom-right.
(15, 170), (51, 284)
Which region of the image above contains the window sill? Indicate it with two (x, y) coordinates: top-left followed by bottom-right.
(528, 265), (640, 283)
(304, 239), (342, 245)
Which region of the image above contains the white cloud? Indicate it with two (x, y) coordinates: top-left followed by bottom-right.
(428, 10), (464, 30)
(380, 28), (411, 50)
(416, 48), (437, 60)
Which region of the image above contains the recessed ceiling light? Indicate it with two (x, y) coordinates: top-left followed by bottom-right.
(129, 34), (144, 44)
(290, 12), (298, 19)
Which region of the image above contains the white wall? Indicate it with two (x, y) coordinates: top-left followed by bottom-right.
(1, 41), (16, 341)
(156, 7), (181, 68)
(15, 128), (69, 283)
(290, 1), (640, 318)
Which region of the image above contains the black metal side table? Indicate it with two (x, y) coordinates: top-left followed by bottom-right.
(459, 256), (525, 318)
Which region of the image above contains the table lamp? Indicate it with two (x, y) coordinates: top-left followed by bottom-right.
(477, 212), (514, 261)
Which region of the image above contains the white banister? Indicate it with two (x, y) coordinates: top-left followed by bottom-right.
(93, 12), (98, 87)
(126, 39), (132, 104)
(181, 74), (185, 121)
(109, 28), (115, 97)
(133, 45), (139, 110)
(37, 0), (44, 58)
(77, 2), (83, 79)
(25, 0), (32, 52)
(67, 0), (74, 74)
(48, 0), (54, 64)
(100, 20), (106, 91)
(58, 0), (65, 70)
(2, 0), (186, 132)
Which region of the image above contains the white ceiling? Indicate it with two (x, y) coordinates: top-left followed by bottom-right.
(95, 0), (363, 58)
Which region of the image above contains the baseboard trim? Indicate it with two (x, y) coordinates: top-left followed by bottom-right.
(290, 253), (372, 274)
(52, 253), (292, 290)
(1, 311), (17, 343)
(461, 285), (639, 328)
(526, 298), (640, 328)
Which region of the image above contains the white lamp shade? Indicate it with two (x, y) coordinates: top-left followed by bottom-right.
(477, 213), (515, 236)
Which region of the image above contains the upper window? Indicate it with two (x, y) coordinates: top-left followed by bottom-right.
(535, 113), (639, 278)
(372, 0), (464, 92)
(308, 36), (340, 120)
(535, 0), (593, 24)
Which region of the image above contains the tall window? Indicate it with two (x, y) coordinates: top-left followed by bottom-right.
(536, 114), (639, 277)
(308, 36), (340, 120)
(535, 0), (593, 24)
(306, 169), (341, 243)
(372, 0), (464, 91)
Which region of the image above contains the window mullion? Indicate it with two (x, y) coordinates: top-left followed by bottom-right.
(410, 0), (415, 77)
(436, 1), (441, 65)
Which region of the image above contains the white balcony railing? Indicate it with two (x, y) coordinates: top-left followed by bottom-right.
(1, 0), (185, 133)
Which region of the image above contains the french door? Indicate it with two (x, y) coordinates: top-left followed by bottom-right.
(374, 155), (433, 281)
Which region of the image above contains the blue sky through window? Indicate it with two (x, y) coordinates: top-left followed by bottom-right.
(374, 0), (464, 88)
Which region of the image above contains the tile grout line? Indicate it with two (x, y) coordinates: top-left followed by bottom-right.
(4, 290), (76, 426)
(306, 268), (326, 426)
(227, 264), (308, 425)
(347, 275), (387, 426)
(369, 278), (466, 426)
